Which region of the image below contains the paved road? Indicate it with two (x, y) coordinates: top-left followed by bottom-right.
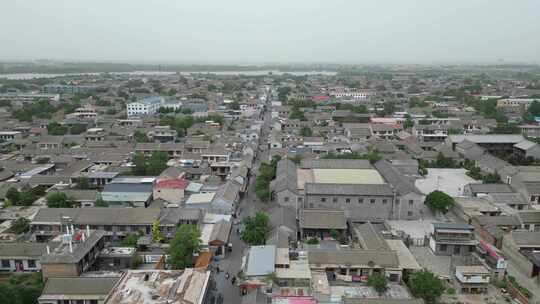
(214, 90), (273, 304)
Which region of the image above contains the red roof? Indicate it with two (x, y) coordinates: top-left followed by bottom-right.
(312, 95), (330, 101)
(155, 179), (189, 189)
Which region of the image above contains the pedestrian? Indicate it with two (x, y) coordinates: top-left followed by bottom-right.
(225, 272), (230, 280)
(231, 277), (236, 284)
(216, 266), (220, 273)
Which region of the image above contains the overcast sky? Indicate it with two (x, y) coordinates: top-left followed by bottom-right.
(1, 0), (539, 64)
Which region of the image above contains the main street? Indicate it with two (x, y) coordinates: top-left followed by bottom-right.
(214, 90), (273, 304)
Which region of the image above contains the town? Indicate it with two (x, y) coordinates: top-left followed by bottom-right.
(0, 63), (539, 304)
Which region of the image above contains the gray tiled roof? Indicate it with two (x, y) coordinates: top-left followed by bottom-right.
(467, 183), (513, 194)
(0, 242), (58, 258)
(308, 249), (399, 268)
(272, 159), (297, 193)
(353, 222), (390, 251)
(374, 160), (422, 195)
(305, 183), (393, 196)
(32, 208), (161, 225)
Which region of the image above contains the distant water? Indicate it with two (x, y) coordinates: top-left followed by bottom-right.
(0, 70), (337, 80)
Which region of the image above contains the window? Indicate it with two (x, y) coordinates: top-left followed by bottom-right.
(1, 260), (10, 268)
(395, 200), (400, 205)
(370, 199), (376, 204)
(407, 211), (413, 217)
(309, 203), (314, 208)
(454, 246), (461, 254)
(27, 260), (36, 268)
(409, 200), (414, 206)
(382, 199), (387, 204)
(358, 198), (364, 204)
(345, 198), (351, 203)
(439, 244), (447, 252)
(284, 197), (289, 202)
(321, 197), (326, 203)
(332, 198), (338, 203)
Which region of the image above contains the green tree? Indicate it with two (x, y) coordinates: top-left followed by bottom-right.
(528, 100), (540, 116)
(300, 127), (313, 137)
(168, 224), (201, 269)
(47, 122), (68, 135)
(6, 187), (21, 205)
(305, 238), (320, 245)
(424, 190), (454, 214)
(133, 130), (150, 143)
(94, 197), (108, 207)
(367, 273), (388, 294)
(0, 272), (44, 304)
(46, 192), (73, 208)
(147, 151), (168, 175)
(69, 124), (87, 135)
(151, 220), (164, 242)
(11, 218), (30, 234)
(132, 152), (147, 175)
(121, 233), (140, 247)
(18, 191), (36, 206)
(77, 177), (90, 189)
(242, 212), (269, 245)
(407, 270), (445, 303)
(403, 114), (414, 129)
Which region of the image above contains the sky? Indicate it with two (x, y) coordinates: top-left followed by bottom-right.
(1, 0), (539, 64)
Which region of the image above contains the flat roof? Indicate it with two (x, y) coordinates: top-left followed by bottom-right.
(104, 269), (210, 304)
(312, 168), (385, 184)
(186, 192), (215, 204)
(245, 245), (276, 276)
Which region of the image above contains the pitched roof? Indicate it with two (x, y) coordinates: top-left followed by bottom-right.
(0, 242), (56, 258)
(308, 249), (399, 268)
(353, 222), (390, 251)
(272, 159), (297, 193)
(300, 209), (347, 230)
(374, 160), (421, 195)
(32, 208), (161, 225)
(467, 183), (513, 194)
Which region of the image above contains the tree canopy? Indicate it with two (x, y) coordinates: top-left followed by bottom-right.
(407, 270), (445, 303)
(132, 151), (169, 176)
(367, 273), (388, 294)
(424, 190), (454, 214)
(242, 212), (270, 245)
(168, 224), (201, 269)
(0, 273), (44, 304)
(46, 192), (74, 208)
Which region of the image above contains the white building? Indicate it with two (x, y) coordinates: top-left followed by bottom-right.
(329, 88), (375, 101)
(455, 265), (491, 294)
(127, 96), (165, 118)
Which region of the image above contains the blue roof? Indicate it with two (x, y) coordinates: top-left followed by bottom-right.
(245, 245), (276, 276)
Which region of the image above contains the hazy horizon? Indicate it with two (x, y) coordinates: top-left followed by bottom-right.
(1, 0), (540, 64)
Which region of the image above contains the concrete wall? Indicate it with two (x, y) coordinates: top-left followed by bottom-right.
(275, 189), (298, 210)
(304, 193), (394, 220)
(42, 263), (80, 279)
